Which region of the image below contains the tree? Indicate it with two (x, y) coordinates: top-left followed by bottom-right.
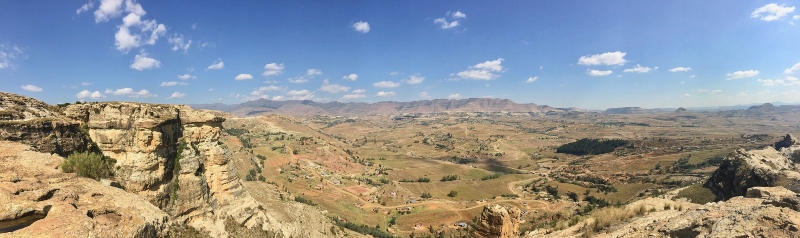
(421, 192), (432, 199)
(447, 190), (458, 197)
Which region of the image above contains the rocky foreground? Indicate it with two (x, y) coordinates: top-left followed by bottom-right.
(0, 92), (336, 238)
(528, 134), (800, 238)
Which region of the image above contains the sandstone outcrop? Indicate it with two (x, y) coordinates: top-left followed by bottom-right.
(0, 92), (86, 156)
(474, 203), (521, 238)
(61, 102), (333, 238)
(0, 141), (169, 237)
(705, 135), (800, 201)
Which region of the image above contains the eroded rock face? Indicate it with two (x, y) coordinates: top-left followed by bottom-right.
(61, 102), (332, 238)
(600, 187), (800, 238)
(0, 92), (86, 156)
(474, 203), (521, 238)
(704, 140), (800, 201)
(0, 141), (169, 237)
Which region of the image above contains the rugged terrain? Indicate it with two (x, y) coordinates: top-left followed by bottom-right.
(528, 135), (800, 237)
(4, 90), (800, 238)
(0, 93), (339, 238)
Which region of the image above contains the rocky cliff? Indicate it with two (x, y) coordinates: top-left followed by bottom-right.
(0, 141), (170, 237)
(705, 134), (800, 201)
(474, 203), (521, 238)
(61, 102), (333, 237)
(0, 92), (86, 156)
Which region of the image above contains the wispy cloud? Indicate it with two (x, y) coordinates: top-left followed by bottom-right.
(206, 58), (224, 70)
(21, 84), (42, 92)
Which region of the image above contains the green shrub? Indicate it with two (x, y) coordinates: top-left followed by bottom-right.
(447, 190), (458, 197)
(61, 152), (116, 180)
(675, 184), (716, 204)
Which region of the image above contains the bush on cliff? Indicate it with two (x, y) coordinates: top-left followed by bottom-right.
(61, 151), (116, 180)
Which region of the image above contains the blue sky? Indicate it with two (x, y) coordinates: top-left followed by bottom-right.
(1, 1), (800, 109)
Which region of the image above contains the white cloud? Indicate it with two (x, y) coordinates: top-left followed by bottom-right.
(389, 71), (400, 76)
(434, 11), (465, 29)
(200, 42), (215, 48)
(287, 90), (311, 96)
(419, 91), (430, 98)
(307, 69), (322, 76)
(168, 34), (191, 52)
(286, 68), (321, 83)
(375, 91), (395, 97)
(587, 69), (613, 76)
(448, 93), (462, 99)
(0, 44), (23, 69)
(167, 92), (185, 99)
(404, 75), (425, 84)
(76, 90), (105, 99)
(450, 10), (466, 19)
(343, 74), (358, 81)
(689, 74), (696, 78)
(726, 70), (759, 80)
(93, 0), (167, 54)
(341, 93), (366, 100)
(235, 74), (253, 80)
(578, 51), (627, 66)
(434, 18), (459, 29)
(454, 58), (505, 80)
(320, 79), (350, 93)
(160, 81), (187, 86)
(105, 88), (156, 98)
(130, 51), (161, 70)
(177, 74), (195, 80)
(525, 77), (538, 83)
(258, 85), (284, 91)
(114, 26), (140, 52)
(21, 84), (42, 92)
(758, 76), (800, 86)
(352, 21), (370, 33)
(206, 58), (224, 70)
(373, 81), (401, 88)
(288, 77), (309, 84)
(285, 90), (314, 100)
(263, 63), (285, 76)
(669, 67), (692, 72)
(76, 1), (95, 14)
(623, 64), (652, 73)
(752, 3), (795, 22)
(785, 62), (800, 74)
(352, 89), (366, 94)
(93, 0), (124, 22)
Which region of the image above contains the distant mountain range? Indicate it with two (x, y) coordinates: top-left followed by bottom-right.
(191, 98), (800, 117)
(191, 98), (571, 117)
